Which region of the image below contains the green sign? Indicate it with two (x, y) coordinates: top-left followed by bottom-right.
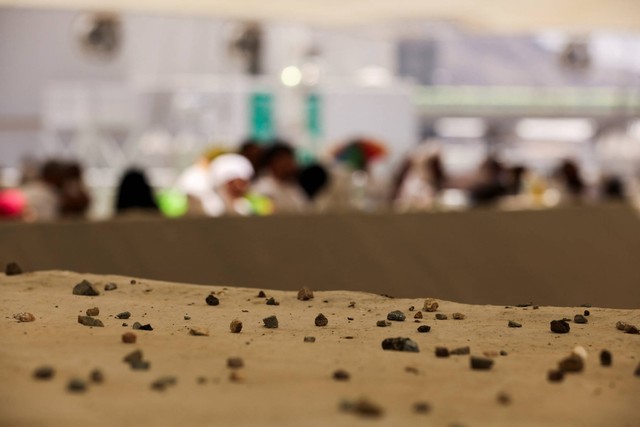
(306, 93), (322, 139)
(250, 92), (274, 142)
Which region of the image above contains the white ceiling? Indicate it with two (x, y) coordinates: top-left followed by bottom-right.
(1, 0), (640, 33)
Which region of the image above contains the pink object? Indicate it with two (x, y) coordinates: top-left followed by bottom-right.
(0, 189), (26, 218)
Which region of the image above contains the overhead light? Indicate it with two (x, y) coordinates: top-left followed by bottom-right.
(434, 118), (487, 139)
(516, 119), (595, 142)
(281, 66), (302, 87)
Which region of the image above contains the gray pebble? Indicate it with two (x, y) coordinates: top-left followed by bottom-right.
(116, 312), (131, 319)
(104, 283), (117, 291)
(67, 378), (87, 393)
(435, 314), (448, 320)
(205, 294), (219, 306)
(381, 337), (419, 352)
(72, 280), (100, 296)
(574, 314), (588, 324)
(33, 366), (55, 380)
(376, 320), (391, 327)
(387, 310), (406, 321)
(263, 315), (278, 329)
(5, 262), (23, 275)
(303, 336), (316, 343)
(78, 315), (104, 327)
(470, 356), (494, 370)
(508, 320), (522, 328)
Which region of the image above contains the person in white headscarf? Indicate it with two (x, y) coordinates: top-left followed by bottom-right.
(208, 153), (256, 216)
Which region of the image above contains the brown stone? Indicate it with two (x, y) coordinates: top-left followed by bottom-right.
(297, 287), (314, 301)
(86, 307), (99, 316)
(423, 298), (439, 312)
(13, 312), (35, 322)
(230, 319), (243, 333)
(122, 332), (137, 343)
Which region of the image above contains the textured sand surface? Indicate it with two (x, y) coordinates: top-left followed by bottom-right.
(1, 271), (639, 427)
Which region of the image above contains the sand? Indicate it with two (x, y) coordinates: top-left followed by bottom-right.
(1, 270), (639, 427)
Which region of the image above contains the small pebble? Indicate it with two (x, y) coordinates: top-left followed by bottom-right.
(624, 325), (639, 334)
(435, 314), (448, 320)
(450, 346), (470, 356)
(189, 327), (209, 336)
(197, 376), (207, 385)
(229, 371), (243, 382)
(315, 313), (328, 327)
(257, 290), (266, 298)
(347, 317), (354, 321)
(348, 301), (356, 308)
(550, 320), (570, 334)
(574, 314), (588, 324)
(452, 312), (466, 320)
(122, 332), (136, 344)
(435, 347), (449, 358)
(616, 321), (628, 331)
(376, 320), (391, 327)
(227, 357), (244, 369)
(116, 312), (131, 319)
(230, 319), (243, 333)
(635, 363), (640, 377)
(86, 307), (99, 317)
(548, 369), (564, 382)
(584, 310), (590, 316)
(342, 398), (384, 418)
(413, 401), (431, 414)
(205, 294), (219, 306)
(104, 282), (117, 291)
(333, 369), (350, 381)
(151, 376), (176, 391)
(381, 337), (419, 352)
(33, 366), (55, 380)
(500, 350), (508, 356)
(387, 310), (406, 321)
(417, 325), (431, 333)
(136, 323), (153, 331)
(414, 312), (423, 319)
(5, 262), (23, 275)
(184, 315), (191, 320)
(78, 315), (104, 327)
(130, 279), (136, 284)
(304, 336), (316, 343)
(72, 280), (100, 296)
(558, 354), (584, 373)
(408, 306), (415, 312)
(497, 392), (511, 405)
(470, 356), (494, 370)
(600, 350), (612, 367)
(90, 369), (104, 383)
(266, 297), (279, 306)
(67, 378), (87, 393)
(13, 312), (35, 322)
(263, 315), (278, 329)
(405, 366), (419, 374)
(508, 320), (522, 328)
(423, 298), (439, 312)
(297, 287), (314, 301)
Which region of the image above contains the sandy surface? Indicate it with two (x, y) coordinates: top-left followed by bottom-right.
(1, 270), (639, 427)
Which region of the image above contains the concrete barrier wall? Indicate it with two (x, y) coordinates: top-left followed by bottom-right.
(1, 204), (639, 308)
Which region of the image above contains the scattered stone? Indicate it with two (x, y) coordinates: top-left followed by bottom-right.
(533, 305), (540, 310)
(67, 378), (87, 393)
(417, 325), (431, 333)
(104, 282), (117, 291)
(151, 376), (177, 391)
(624, 324), (639, 334)
(376, 320), (391, 327)
(227, 357), (244, 369)
(123, 350), (143, 363)
(452, 313), (466, 320)
(333, 369), (350, 381)
(423, 298), (439, 312)
(616, 321), (628, 331)
(600, 350), (612, 367)
(347, 317), (354, 321)
(263, 315), (278, 329)
(133, 323), (153, 331)
(508, 320), (522, 328)
(122, 332), (136, 344)
(304, 336), (316, 343)
(341, 398), (384, 418)
(574, 314), (588, 324)
(500, 350), (508, 356)
(408, 306), (415, 312)
(450, 346), (471, 356)
(348, 301), (356, 308)
(5, 262), (23, 275)
(297, 287), (314, 301)
(315, 313), (328, 327)
(124, 350), (150, 370)
(197, 376), (207, 385)
(33, 366), (55, 380)
(558, 354), (584, 373)
(78, 315), (104, 327)
(584, 310), (590, 316)
(387, 310), (406, 321)
(189, 327), (209, 336)
(550, 320), (570, 334)
(435, 314), (448, 320)
(86, 307), (99, 316)
(497, 392), (511, 405)
(516, 303), (532, 307)
(116, 312), (131, 319)
(122, 323), (128, 327)
(414, 312), (423, 319)
(90, 369), (104, 383)
(184, 315), (191, 320)
(435, 347), (450, 358)
(205, 294), (219, 306)
(381, 337), (419, 352)
(72, 280), (100, 296)
(229, 371), (243, 382)
(470, 356), (494, 370)
(266, 297), (279, 306)
(13, 312), (35, 322)
(413, 401), (431, 414)
(405, 366), (419, 374)
(548, 369), (564, 382)
(130, 279), (136, 284)
(230, 320), (243, 333)
(257, 290), (266, 298)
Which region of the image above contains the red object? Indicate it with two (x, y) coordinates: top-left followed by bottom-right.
(0, 189), (26, 218)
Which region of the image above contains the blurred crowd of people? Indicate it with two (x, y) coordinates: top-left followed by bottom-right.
(0, 137), (630, 222)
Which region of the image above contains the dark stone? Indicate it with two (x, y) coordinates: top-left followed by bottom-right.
(303, 336), (316, 343)
(497, 392), (511, 405)
(67, 378), (87, 393)
(184, 315), (191, 320)
(122, 332), (136, 343)
(72, 280), (100, 296)
(90, 369), (104, 383)
(452, 313), (466, 320)
(5, 262), (23, 275)
(417, 325), (431, 333)
(130, 279), (137, 284)
(86, 307), (99, 316)
(435, 314), (448, 320)
(116, 311), (131, 319)
(133, 323), (153, 331)
(548, 369), (564, 382)
(257, 290), (266, 298)
(124, 351), (150, 370)
(600, 350), (612, 367)
(266, 297), (279, 306)
(413, 401), (431, 414)
(408, 306), (415, 312)
(616, 321), (628, 331)
(381, 337), (419, 352)
(508, 320), (522, 328)
(574, 314), (588, 324)
(263, 315), (278, 328)
(450, 346), (470, 356)
(435, 347), (449, 358)
(130, 360), (150, 370)
(470, 356), (494, 370)
(315, 313), (328, 327)
(348, 301), (356, 308)
(387, 310), (406, 321)
(500, 350), (508, 356)
(78, 315), (104, 327)
(104, 282), (117, 291)
(227, 357), (244, 369)
(333, 369), (350, 381)
(151, 376), (176, 391)
(635, 363), (640, 377)
(123, 350), (143, 364)
(516, 303), (532, 307)
(414, 312), (423, 319)
(349, 398), (384, 418)
(624, 325), (639, 334)
(33, 366), (55, 380)
(583, 310), (590, 316)
(558, 354), (584, 373)
(230, 320), (243, 333)
(297, 287), (314, 301)
(205, 294), (219, 306)
(376, 320), (391, 327)
(550, 320), (570, 334)
(347, 317), (354, 321)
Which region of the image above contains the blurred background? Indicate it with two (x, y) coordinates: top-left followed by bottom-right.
(0, 1), (639, 220)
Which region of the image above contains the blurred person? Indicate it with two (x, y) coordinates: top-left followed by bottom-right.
(175, 147), (227, 216)
(394, 146), (448, 212)
(298, 163), (330, 211)
(238, 139), (264, 176)
(554, 159), (586, 203)
(469, 157), (507, 206)
(115, 168), (159, 215)
(601, 176), (625, 201)
(20, 160), (66, 221)
(59, 161), (91, 219)
(252, 143), (308, 213)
